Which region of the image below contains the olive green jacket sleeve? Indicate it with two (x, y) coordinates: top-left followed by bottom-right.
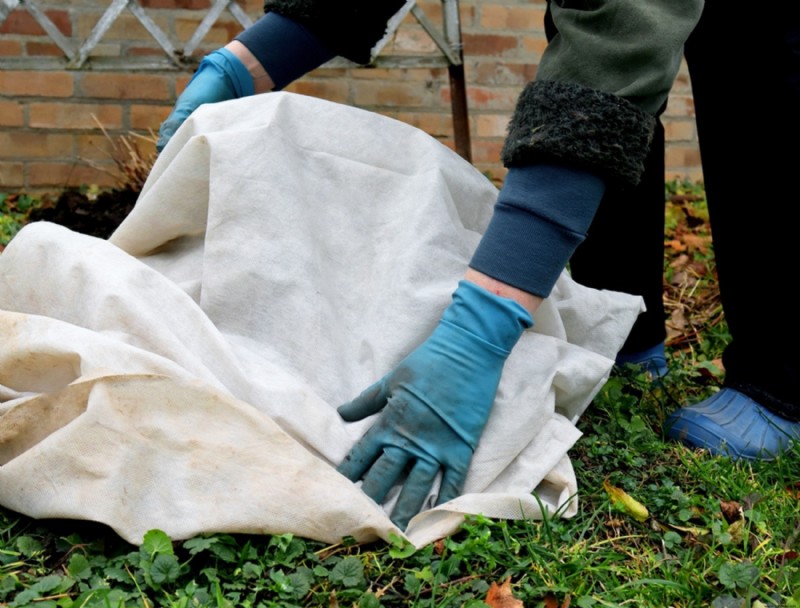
(503, 0), (703, 185)
(263, 0), (704, 186)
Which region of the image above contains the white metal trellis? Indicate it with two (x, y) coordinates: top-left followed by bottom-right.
(0, 0), (471, 159)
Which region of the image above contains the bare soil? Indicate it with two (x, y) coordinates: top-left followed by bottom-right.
(27, 187), (139, 240)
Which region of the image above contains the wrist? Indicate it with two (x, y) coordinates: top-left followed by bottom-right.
(225, 41), (275, 93)
(464, 268), (542, 317)
(442, 280), (534, 355)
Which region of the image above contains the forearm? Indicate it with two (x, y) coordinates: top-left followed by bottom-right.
(262, 0), (407, 65)
(469, 163), (606, 299)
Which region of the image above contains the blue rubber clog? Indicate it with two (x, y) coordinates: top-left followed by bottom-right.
(615, 342), (669, 378)
(665, 388), (800, 461)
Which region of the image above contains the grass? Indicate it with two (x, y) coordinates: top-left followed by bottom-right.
(1, 179), (798, 607)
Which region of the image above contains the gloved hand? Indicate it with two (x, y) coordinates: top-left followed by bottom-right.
(157, 48), (255, 152)
(336, 280), (533, 529)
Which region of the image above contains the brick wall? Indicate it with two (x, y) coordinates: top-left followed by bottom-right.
(0, 0), (701, 195)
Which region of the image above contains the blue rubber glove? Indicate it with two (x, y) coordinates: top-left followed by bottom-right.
(336, 280), (533, 529)
(157, 48), (255, 152)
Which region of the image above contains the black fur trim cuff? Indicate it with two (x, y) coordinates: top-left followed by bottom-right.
(501, 80), (656, 186)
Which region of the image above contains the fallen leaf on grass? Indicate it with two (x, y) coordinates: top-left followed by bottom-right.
(719, 500), (742, 524)
(485, 577), (524, 608)
(543, 592), (572, 608)
(727, 519), (745, 545)
(665, 239), (687, 252)
(603, 479), (649, 522)
(681, 233), (712, 254)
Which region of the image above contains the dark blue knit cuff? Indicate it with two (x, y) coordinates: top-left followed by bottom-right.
(236, 12), (335, 90)
(469, 164), (605, 297)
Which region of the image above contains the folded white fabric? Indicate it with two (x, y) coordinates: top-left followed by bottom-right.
(0, 92), (643, 548)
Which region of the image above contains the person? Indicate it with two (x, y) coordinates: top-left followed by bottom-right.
(154, 0), (798, 530)
(568, 1), (800, 463)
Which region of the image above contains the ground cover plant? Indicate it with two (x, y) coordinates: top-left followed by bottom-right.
(0, 172), (798, 607)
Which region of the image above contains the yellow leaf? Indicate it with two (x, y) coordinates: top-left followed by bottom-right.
(603, 479), (649, 522)
(668, 523), (710, 538)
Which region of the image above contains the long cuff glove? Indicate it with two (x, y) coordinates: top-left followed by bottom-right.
(156, 48), (254, 152)
(336, 280), (533, 529)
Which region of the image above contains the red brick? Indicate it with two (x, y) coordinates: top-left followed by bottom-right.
(0, 0), (702, 190)
(665, 145), (702, 170)
(25, 42), (66, 57)
(27, 161), (119, 189)
(166, 74), (191, 100)
(671, 71), (692, 93)
(664, 94), (695, 118)
(470, 138), (503, 165)
(0, 161), (24, 189)
(76, 131), (157, 170)
(29, 102), (123, 130)
(305, 67), (349, 81)
(347, 67), (445, 83)
(413, 2), (444, 24)
(176, 17), (246, 45)
(128, 46), (168, 57)
(475, 113), (509, 138)
(0, 40), (23, 56)
(80, 73), (172, 101)
(352, 81), (440, 108)
(479, 5), (545, 31)
(520, 36), (547, 57)
(437, 137), (456, 153)
(76, 133), (119, 162)
(350, 68), (398, 81)
(285, 79), (350, 105)
(395, 111), (454, 138)
(462, 34), (518, 57)
(140, 0), (212, 8)
(385, 27), (438, 55)
(77, 13), (167, 42)
(130, 104), (172, 131)
(0, 71), (74, 97)
(0, 132), (75, 160)
(462, 85), (519, 111)
(0, 101), (24, 127)
(467, 61), (537, 86)
(0, 9), (72, 36)
(664, 119), (696, 142)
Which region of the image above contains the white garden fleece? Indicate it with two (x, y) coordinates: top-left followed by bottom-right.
(0, 92), (644, 549)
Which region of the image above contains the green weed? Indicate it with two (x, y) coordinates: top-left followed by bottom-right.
(1, 180), (798, 607)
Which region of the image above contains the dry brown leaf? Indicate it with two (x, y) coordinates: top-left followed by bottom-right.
(485, 578), (524, 608)
(669, 252), (691, 270)
(665, 239), (687, 252)
(669, 307), (688, 332)
(543, 593), (560, 608)
(682, 233), (712, 254)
